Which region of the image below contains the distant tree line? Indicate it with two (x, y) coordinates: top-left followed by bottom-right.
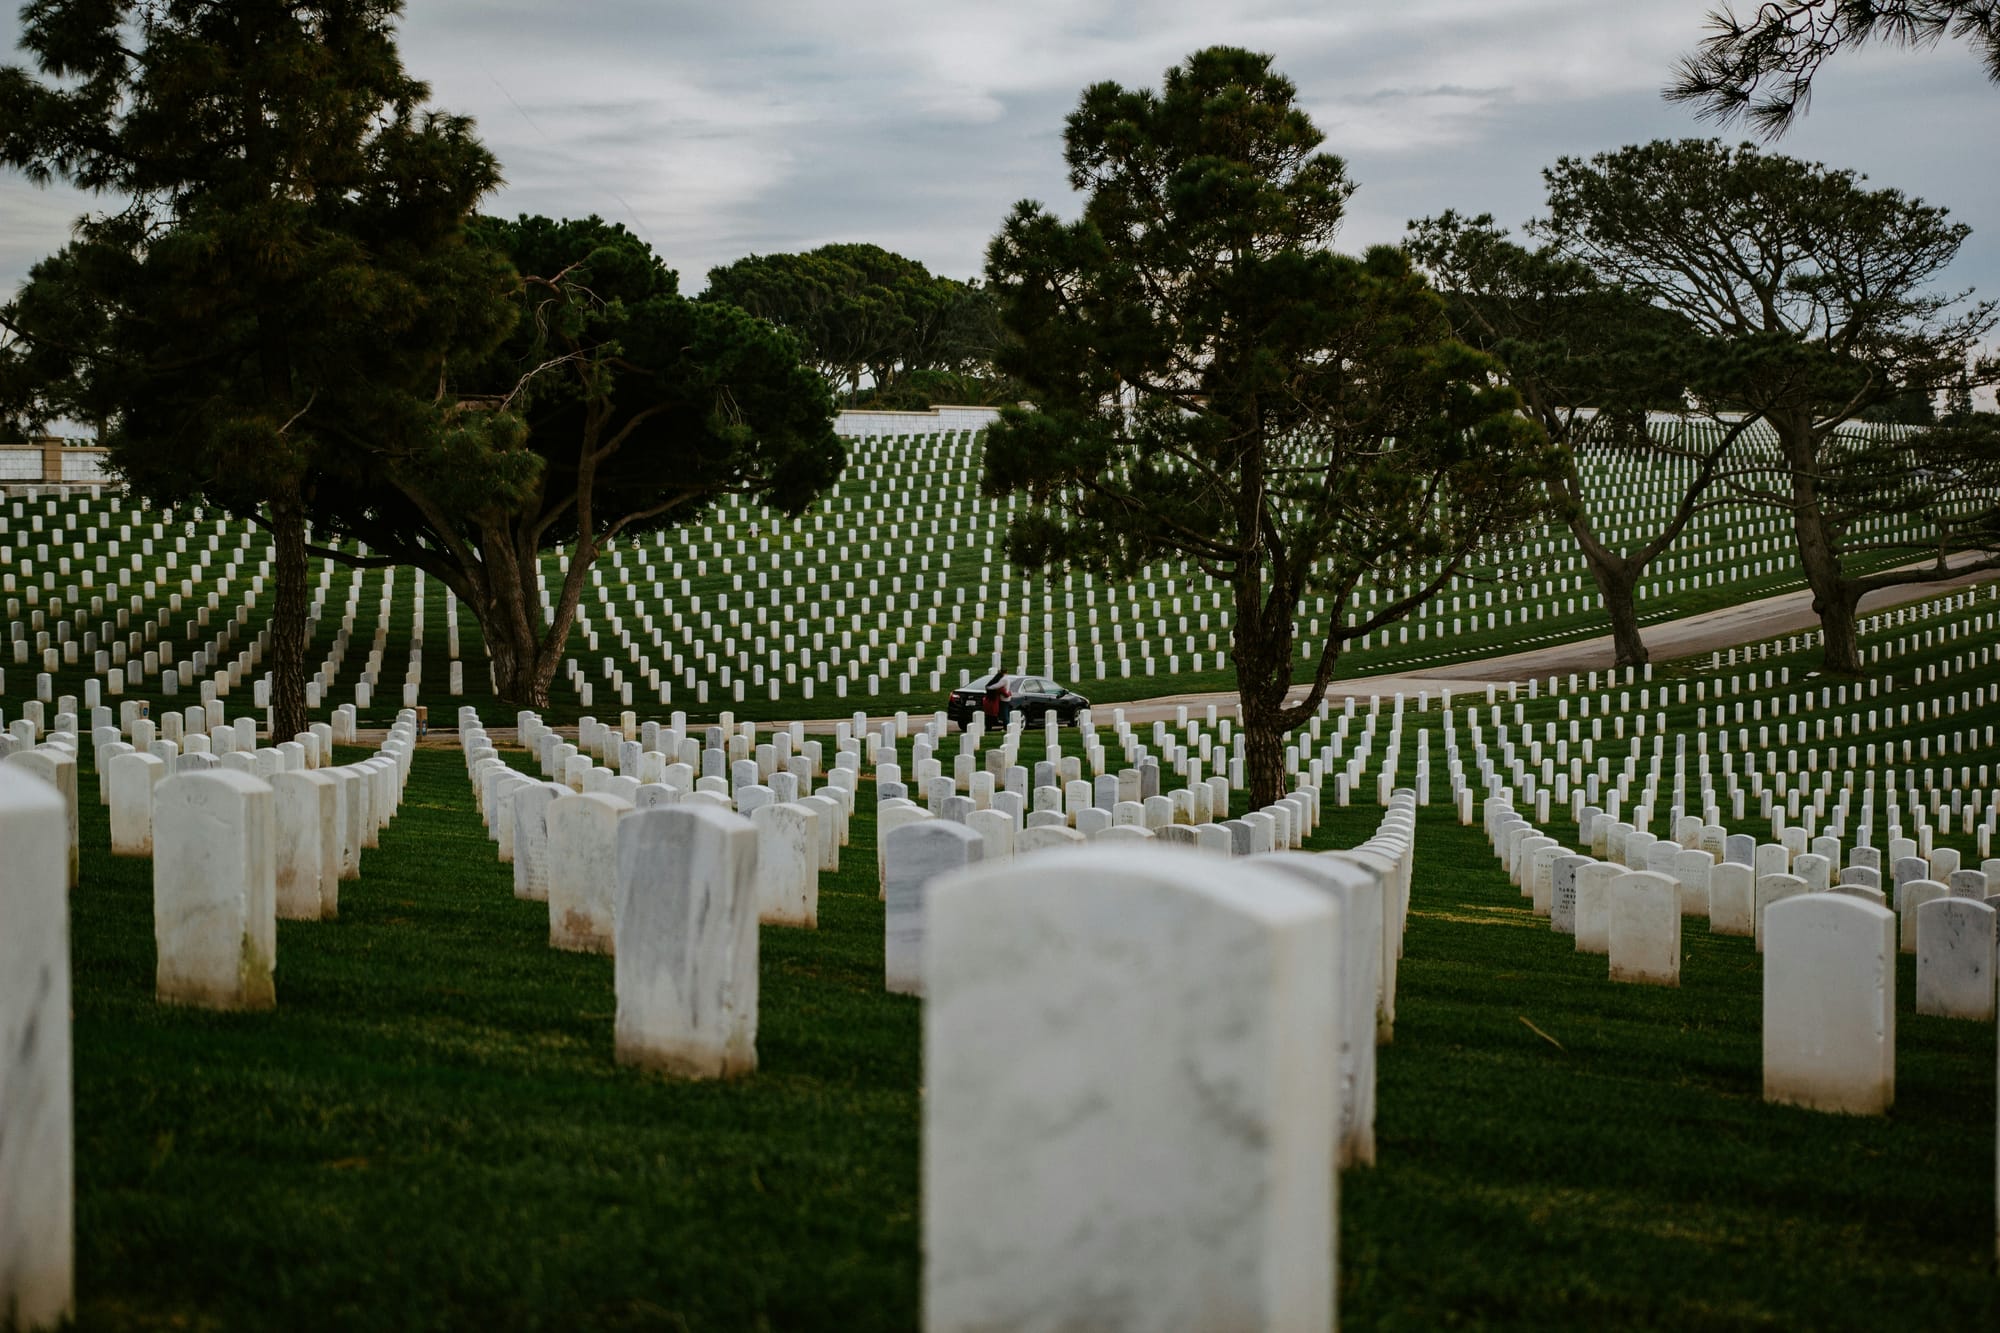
(703, 244), (1020, 408)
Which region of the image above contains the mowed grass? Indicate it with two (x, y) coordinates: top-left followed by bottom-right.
(1314, 804), (1999, 1331)
(68, 747), (919, 1332)
(64, 752), (1999, 1330)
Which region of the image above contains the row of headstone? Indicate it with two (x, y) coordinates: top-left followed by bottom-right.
(152, 714), (417, 1009)
(463, 709), (853, 956)
(15, 420), (1936, 728)
(0, 706), (404, 1328)
(916, 788), (1411, 1330)
(1481, 791), (1991, 1120)
(461, 708), (880, 1080)
(876, 785), (1344, 990)
(885, 777), (1417, 1164)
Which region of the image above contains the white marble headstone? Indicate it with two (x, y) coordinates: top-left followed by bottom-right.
(547, 791), (631, 953)
(883, 820), (982, 996)
(152, 769), (277, 1010)
(0, 764), (73, 1329)
(614, 805), (761, 1078)
(924, 847), (1338, 1333)
(1764, 893), (1896, 1116)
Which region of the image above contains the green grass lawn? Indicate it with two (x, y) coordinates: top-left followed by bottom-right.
(63, 749), (1998, 1330)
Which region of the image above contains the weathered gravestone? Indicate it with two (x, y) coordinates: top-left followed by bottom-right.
(108, 750), (165, 856)
(967, 807), (1014, 863)
(1257, 852), (1383, 1169)
(614, 805), (761, 1078)
(752, 802), (818, 928)
(1673, 849), (1712, 918)
(2, 748), (76, 889)
(1528, 843), (1566, 916)
(333, 767), (367, 880)
(1764, 893), (1896, 1115)
(1915, 897), (1996, 1022)
(547, 791), (631, 954)
(153, 769), (276, 1011)
(1015, 824), (1086, 857)
(877, 803), (932, 896)
(800, 793), (844, 872)
(271, 769), (339, 921)
(1608, 871), (1681, 986)
(1898, 879), (1950, 954)
(0, 764), (72, 1330)
(1574, 862), (1623, 955)
(1514, 831), (1555, 893)
(1709, 863), (1754, 936)
(1551, 854), (1591, 936)
(1893, 857), (1932, 903)
(924, 847), (1337, 1333)
(883, 820), (982, 997)
(511, 781), (567, 903)
(1755, 874), (1811, 952)
(492, 773), (538, 862)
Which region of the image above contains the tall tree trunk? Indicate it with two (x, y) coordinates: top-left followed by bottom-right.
(476, 529), (580, 708)
(1779, 417), (1863, 674)
(1812, 582), (1864, 675)
(268, 482), (309, 742)
(1232, 576), (1295, 809)
(1581, 551), (1648, 667)
(484, 612), (572, 704)
(480, 621), (536, 708)
(1240, 681), (1290, 812)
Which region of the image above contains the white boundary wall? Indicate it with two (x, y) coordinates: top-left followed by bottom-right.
(833, 405), (1006, 437)
(0, 441), (111, 487)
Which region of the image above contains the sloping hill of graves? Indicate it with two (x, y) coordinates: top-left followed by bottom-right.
(0, 421), (1953, 729)
(3, 431), (1997, 1331)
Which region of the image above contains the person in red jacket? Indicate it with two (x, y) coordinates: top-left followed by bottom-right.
(980, 666), (1011, 727)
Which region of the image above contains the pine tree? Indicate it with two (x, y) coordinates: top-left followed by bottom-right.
(985, 48), (1556, 806)
(1, 1), (514, 739)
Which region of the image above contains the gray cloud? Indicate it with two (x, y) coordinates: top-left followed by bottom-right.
(5, 0), (1997, 325)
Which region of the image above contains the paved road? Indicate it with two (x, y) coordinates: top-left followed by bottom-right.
(1096, 561), (1998, 726)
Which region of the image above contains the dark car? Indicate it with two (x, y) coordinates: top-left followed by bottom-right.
(946, 674), (1090, 729)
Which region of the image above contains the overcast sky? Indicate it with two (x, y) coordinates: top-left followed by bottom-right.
(6, 1), (1999, 320)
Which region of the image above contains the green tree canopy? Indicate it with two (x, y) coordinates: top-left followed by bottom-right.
(1535, 138), (2000, 672)
(310, 215), (847, 706)
(985, 46), (1556, 805)
(0, 0), (514, 739)
(1407, 210), (1760, 666)
(704, 243), (1008, 405)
